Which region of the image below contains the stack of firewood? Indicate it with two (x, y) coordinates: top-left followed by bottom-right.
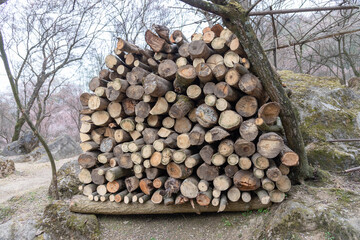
(78, 24), (299, 212)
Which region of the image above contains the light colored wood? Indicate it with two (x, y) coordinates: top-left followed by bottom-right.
(257, 132), (284, 158)
(185, 154), (201, 168)
(236, 96), (258, 118)
(251, 153), (269, 170)
(91, 111), (111, 127)
(211, 153), (226, 166)
(162, 117), (175, 129)
(165, 91), (177, 103)
(173, 65), (197, 93)
(180, 177), (199, 198)
(174, 117), (192, 133)
(233, 170), (261, 191)
(240, 118), (258, 142)
(214, 82), (240, 102)
(241, 192), (252, 203)
(238, 157), (252, 170)
(276, 175), (292, 192)
(269, 190), (285, 203)
(213, 175), (232, 191)
(206, 54), (224, 70)
(227, 186), (241, 202)
(280, 145), (299, 167)
(149, 97), (169, 115)
(253, 167), (265, 179)
(258, 102), (281, 125)
(262, 178), (275, 191)
(218, 139), (234, 157)
(196, 188), (213, 206)
(80, 141), (99, 152)
(204, 94), (217, 107)
(211, 37), (229, 54)
(186, 84), (203, 100)
(167, 162), (193, 179)
(215, 98), (231, 111)
(227, 154), (240, 166)
(198, 180), (210, 192)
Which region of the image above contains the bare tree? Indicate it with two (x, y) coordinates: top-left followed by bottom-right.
(0, 0), (105, 141)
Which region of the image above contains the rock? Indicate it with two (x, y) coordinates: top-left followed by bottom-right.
(0, 135), (82, 163)
(1, 131), (39, 156)
(39, 200), (99, 240)
(0, 219), (38, 240)
(48, 159), (81, 199)
(260, 185), (360, 240)
(280, 71), (360, 170)
(0, 159), (15, 178)
(34, 135), (82, 163)
(348, 77), (360, 90)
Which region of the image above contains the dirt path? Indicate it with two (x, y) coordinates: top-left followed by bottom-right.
(0, 157), (76, 203)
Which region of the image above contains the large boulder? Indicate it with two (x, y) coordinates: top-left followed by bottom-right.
(48, 159), (81, 199)
(1, 135), (82, 163)
(1, 131), (39, 156)
(39, 200), (99, 240)
(280, 71), (360, 171)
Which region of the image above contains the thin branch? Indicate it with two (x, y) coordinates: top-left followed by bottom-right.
(246, 0), (262, 16)
(180, 0), (228, 16)
(249, 5), (359, 16)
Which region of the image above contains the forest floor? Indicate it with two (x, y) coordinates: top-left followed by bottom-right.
(0, 157), (76, 203)
(0, 160), (360, 240)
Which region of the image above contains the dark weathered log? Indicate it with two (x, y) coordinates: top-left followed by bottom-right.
(196, 163), (219, 181)
(144, 73), (173, 97)
(122, 98), (138, 116)
(126, 85), (144, 100)
(106, 87), (125, 102)
(188, 40), (213, 60)
(234, 138), (256, 157)
(189, 124), (205, 146)
(145, 30), (177, 53)
(205, 126), (230, 143)
(199, 145), (214, 165)
(89, 77), (108, 92)
(158, 59), (178, 80)
(203, 82), (216, 95)
(164, 177), (181, 194)
(100, 138), (116, 153)
(169, 95), (194, 119)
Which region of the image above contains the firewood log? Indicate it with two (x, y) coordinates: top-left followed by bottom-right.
(144, 73), (172, 97)
(197, 180), (210, 192)
(251, 153), (269, 170)
(186, 85), (203, 100)
(266, 159), (282, 182)
(233, 170), (260, 191)
(269, 189), (285, 203)
(234, 138), (256, 157)
(139, 178), (154, 195)
(169, 95), (194, 119)
(257, 132), (284, 158)
(280, 145), (299, 166)
(149, 97), (168, 115)
(258, 102), (281, 125)
(227, 186), (241, 202)
(204, 94), (217, 107)
(195, 104), (218, 128)
(196, 163), (219, 181)
(78, 168), (92, 184)
(214, 82), (241, 102)
(261, 178), (275, 191)
(158, 59), (178, 80)
(196, 188), (213, 206)
(211, 37), (229, 54)
(180, 177), (199, 198)
(227, 154), (239, 166)
(239, 119), (258, 142)
(167, 162), (193, 179)
(153, 176), (168, 189)
(122, 98), (137, 116)
(224, 165), (239, 178)
(173, 65), (197, 93)
(78, 152), (98, 168)
(105, 167), (132, 182)
(276, 175), (291, 192)
(184, 154), (201, 168)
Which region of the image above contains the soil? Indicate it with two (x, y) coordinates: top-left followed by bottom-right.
(0, 157), (76, 203)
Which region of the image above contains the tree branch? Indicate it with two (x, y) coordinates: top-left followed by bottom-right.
(180, 0), (228, 16)
(246, 0), (262, 16)
(0, 30), (59, 200)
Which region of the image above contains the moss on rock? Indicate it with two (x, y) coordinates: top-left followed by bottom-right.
(40, 200), (99, 240)
(278, 71), (360, 171)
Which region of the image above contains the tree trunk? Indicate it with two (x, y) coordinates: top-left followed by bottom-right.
(179, 0), (311, 183)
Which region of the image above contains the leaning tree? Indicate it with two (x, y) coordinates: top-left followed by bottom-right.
(179, 0), (312, 182)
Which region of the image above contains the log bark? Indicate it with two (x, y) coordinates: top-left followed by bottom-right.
(169, 95), (194, 119)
